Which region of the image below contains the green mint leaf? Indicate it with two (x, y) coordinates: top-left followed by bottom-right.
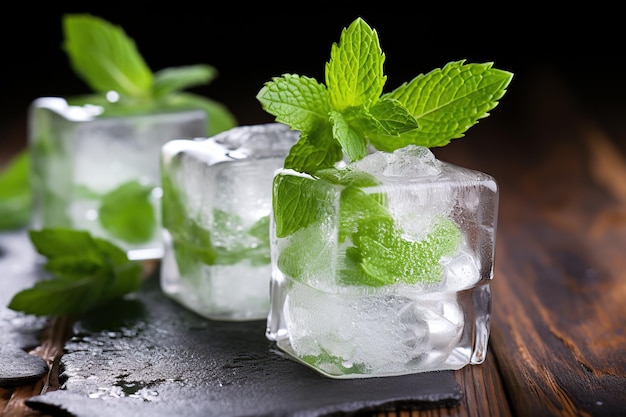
(273, 173), (336, 238)
(0, 151), (31, 230)
(61, 14), (237, 136)
(161, 172), (215, 272)
(162, 92), (238, 136)
(152, 65), (218, 98)
(301, 348), (367, 375)
(284, 129), (343, 174)
(371, 60), (513, 150)
(247, 215), (270, 241)
(365, 98), (419, 134)
(326, 17), (386, 110)
(313, 166), (380, 188)
(9, 228), (142, 317)
(8, 274), (107, 317)
(171, 223), (216, 276)
(343, 217), (461, 287)
(257, 74), (331, 133)
(164, 171), (271, 272)
(329, 111), (367, 162)
(29, 228), (100, 259)
(99, 180), (156, 244)
(63, 14), (153, 98)
(277, 221), (334, 282)
(337, 186), (389, 243)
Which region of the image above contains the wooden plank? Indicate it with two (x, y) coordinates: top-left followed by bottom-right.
(372, 349), (513, 416)
(437, 68), (626, 417)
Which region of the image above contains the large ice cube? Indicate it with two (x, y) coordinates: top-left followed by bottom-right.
(160, 123), (300, 321)
(267, 145), (498, 378)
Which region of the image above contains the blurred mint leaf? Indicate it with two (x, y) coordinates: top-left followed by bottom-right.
(0, 151), (31, 230)
(8, 228), (142, 317)
(164, 92), (238, 136)
(62, 13), (237, 134)
(63, 14), (153, 98)
(98, 180), (155, 244)
(152, 65), (218, 98)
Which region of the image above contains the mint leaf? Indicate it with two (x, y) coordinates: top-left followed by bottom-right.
(301, 348), (367, 375)
(370, 60), (513, 150)
(98, 180), (156, 244)
(329, 111), (367, 162)
(277, 221), (334, 282)
(326, 17), (386, 110)
(29, 227), (101, 259)
(0, 151), (31, 230)
(163, 171), (271, 272)
(257, 74), (331, 133)
(360, 98), (419, 136)
(8, 228), (142, 317)
(283, 130), (343, 174)
(171, 222), (216, 275)
(272, 173), (336, 238)
(342, 217), (461, 287)
(163, 92), (238, 136)
(152, 65), (218, 98)
(63, 14), (153, 98)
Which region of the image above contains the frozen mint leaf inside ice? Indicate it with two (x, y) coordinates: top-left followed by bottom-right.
(99, 180), (156, 244)
(341, 217), (462, 287)
(277, 222), (334, 283)
(273, 173), (337, 238)
(301, 349), (367, 376)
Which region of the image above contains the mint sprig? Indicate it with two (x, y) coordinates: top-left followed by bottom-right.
(257, 18), (512, 174)
(8, 229), (143, 317)
(63, 13), (237, 135)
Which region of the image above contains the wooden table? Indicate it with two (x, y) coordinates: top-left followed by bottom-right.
(1, 65), (625, 416)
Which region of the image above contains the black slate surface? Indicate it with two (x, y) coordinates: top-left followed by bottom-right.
(1, 230), (463, 416)
(0, 230), (50, 387)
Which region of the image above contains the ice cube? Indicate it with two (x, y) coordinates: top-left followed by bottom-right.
(160, 123), (300, 321)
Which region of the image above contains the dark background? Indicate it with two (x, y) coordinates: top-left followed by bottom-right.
(1, 7), (623, 158)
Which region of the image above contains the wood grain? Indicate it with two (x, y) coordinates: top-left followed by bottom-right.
(444, 69), (626, 417)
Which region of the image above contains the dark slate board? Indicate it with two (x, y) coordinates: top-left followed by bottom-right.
(1, 231), (463, 416)
(0, 230), (50, 387)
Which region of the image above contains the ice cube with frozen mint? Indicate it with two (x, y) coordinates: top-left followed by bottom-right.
(267, 145), (498, 377)
(160, 123), (299, 321)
